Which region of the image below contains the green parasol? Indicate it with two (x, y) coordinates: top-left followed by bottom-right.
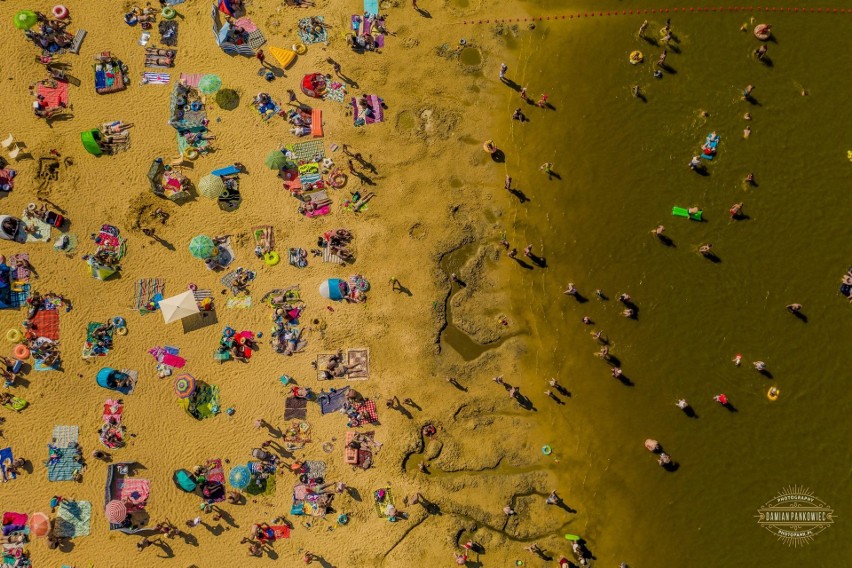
(189, 235), (216, 259)
(198, 74), (223, 95)
(198, 174), (225, 199)
(13, 10), (38, 30)
(264, 150), (287, 170)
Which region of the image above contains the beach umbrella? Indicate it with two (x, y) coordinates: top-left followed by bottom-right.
(174, 373), (197, 399)
(28, 512), (50, 538)
(228, 465), (251, 489)
(104, 500), (127, 524)
(189, 235), (216, 259)
(198, 74), (223, 95)
(198, 174), (225, 199)
(159, 291), (201, 324)
(13, 11), (38, 30)
(264, 150), (287, 170)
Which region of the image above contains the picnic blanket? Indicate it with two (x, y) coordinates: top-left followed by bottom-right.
(29, 308), (59, 341)
(320, 387), (349, 414)
(133, 278), (166, 315)
(221, 270), (255, 295)
(324, 81), (347, 103)
(284, 139), (325, 163)
(298, 16), (328, 44)
(47, 425), (79, 482)
(349, 399), (378, 427)
(284, 397), (308, 420)
(24, 218), (52, 242)
(117, 477), (150, 510)
(37, 81), (69, 108)
(352, 95), (384, 126)
(347, 348), (369, 379)
(53, 500), (92, 538)
(179, 73), (203, 88)
(159, 20), (178, 46)
(82, 322), (113, 358)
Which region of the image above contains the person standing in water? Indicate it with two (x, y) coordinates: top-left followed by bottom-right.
(743, 84), (754, 100)
(657, 49), (667, 67)
(638, 20), (649, 37)
(499, 63), (507, 80)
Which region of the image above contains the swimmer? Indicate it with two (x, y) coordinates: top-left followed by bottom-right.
(611, 367), (623, 379)
(713, 394), (729, 405)
(743, 125), (751, 139)
(638, 19), (649, 37)
(689, 155), (702, 170)
(730, 202), (744, 218)
(582, 316), (592, 325)
(492, 375), (504, 384)
(545, 490), (559, 505)
(743, 84), (754, 99)
(653, 69), (663, 79)
(786, 303), (803, 313)
(753, 360), (766, 372)
(632, 85), (641, 98)
(563, 283), (578, 296)
(618, 293), (632, 303)
(745, 173), (755, 185)
(699, 243), (713, 256)
(523, 244), (533, 257)
(755, 44), (768, 60)
(623, 308), (635, 318)
(732, 354), (742, 366)
(499, 239), (510, 249)
(503, 505), (516, 516)
(652, 225), (665, 237)
(743, 112), (752, 120)
(656, 49), (667, 67)
(688, 206), (700, 215)
(508, 248), (517, 259)
(676, 399), (689, 410)
(595, 289), (605, 299)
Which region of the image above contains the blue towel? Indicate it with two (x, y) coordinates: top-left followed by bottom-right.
(364, 0), (380, 16)
(0, 446), (14, 481)
(95, 70), (107, 90)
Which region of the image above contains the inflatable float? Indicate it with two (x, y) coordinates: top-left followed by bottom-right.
(754, 24), (772, 41)
(767, 387), (780, 401)
(629, 50), (644, 65)
(672, 207), (702, 221)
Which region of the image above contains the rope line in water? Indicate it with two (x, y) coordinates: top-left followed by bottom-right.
(461, 6), (849, 25)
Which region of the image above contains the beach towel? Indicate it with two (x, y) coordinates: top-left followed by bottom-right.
(179, 73), (203, 88)
(347, 348), (369, 380)
(284, 397), (308, 420)
(134, 278), (165, 313)
(322, 246), (344, 265)
(305, 204), (331, 218)
(324, 81), (347, 104)
(350, 399), (378, 427)
(205, 239), (235, 271)
(248, 29), (267, 51)
(117, 477), (150, 509)
(2, 512), (27, 536)
(47, 426), (79, 482)
(53, 500), (91, 538)
(1, 397), (27, 412)
(54, 233), (78, 255)
(9, 254), (30, 282)
(303, 460), (326, 481)
(351, 15), (361, 32)
(82, 322), (113, 358)
(252, 226), (275, 254)
(0, 448), (15, 481)
(320, 387), (349, 414)
(142, 72), (171, 85)
(207, 458), (225, 484)
(285, 140), (325, 162)
(255, 99), (281, 121)
(298, 16), (328, 44)
(221, 270), (253, 295)
(311, 109), (323, 137)
(103, 399), (124, 424)
(352, 95), (384, 126)
(373, 487), (395, 518)
(29, 309), (59, 341)
(288, 248), (308, 268)
(24, 218), (51, 242)
(344, 431), (359, 464)
(226, 296), (252, 309)
(8, 284), (30, 309)
(69, 29), (87, 54)
(364, 0), (380, 16)
(37, 81), (69, 108)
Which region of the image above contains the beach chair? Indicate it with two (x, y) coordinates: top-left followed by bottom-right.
(2, 134), (20, 152)
(8, 146), (22, 160)
(170, 156), (185, 167)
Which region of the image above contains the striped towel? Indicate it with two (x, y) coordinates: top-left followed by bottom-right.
(10, 283), (30, 309)
(69, 29), (87, 54)
(135, 278), (165, 312)
(193, 289), (213, 302)
(48, 426), (80, 482)
(142, 72), (171, 85)
(323, 247), (344, 265)
(179, 73), (203, 88)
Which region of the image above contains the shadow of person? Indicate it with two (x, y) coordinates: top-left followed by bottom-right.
(683, 406), (698, 419)
(501, 78), (521, 90)
(642, 36), (659, 46)
(528, 254), (547, 268)
(721, 402), (738, 412)
(415, 7), (432, 18)
(394, 405), (413, 419)
(556, 500), (577, 514)
(511, 257), (534, 270)
(760, 57), (774, 67)
(657, 234), (676, 247)
(509, 188), (530, 203)
(663, 461), (680, 472)
(154, 539), (175, 558)
(702, 252), (722, 264)
(616, 374), (634, 387)
(546, 170), (562, 180)
(491, 149), (506, 163)
(792, 311), (808, 323)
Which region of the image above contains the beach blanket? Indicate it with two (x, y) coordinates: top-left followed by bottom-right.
(303, 460), (326, 481)
(8, 284), (29, 309)
(298, 16), (328, 44)
(364, 0), (380, 16)
(117, 477), (150, 510)
(29, 309), (59, 341)
(221, 270), (254, 295)
(37, 81), (69, 108)
(247, 29), (267, 51)
(159, 20), (178, 46)
(252, 226), (275, 254)
(2, 512), (27, 536)
(179, 73), (203, 88)
(53, 500), (91, 538)
(255, 98), (281, 122)
(320, 387), (349, 414)
(246, 471), (276, 496)
(24, 218), (51, 242)
(134, 278), (165, 313)
(82, 322), (113, 358)
(347, 348), (369, 379)
(349, 399), (378, 427)
(206, 239), (235, 271)
(225, 296), (252, 309)
(352, 95), (384, 126)
(373, 487), (396, 518)
(142, 72), (171, 85)
(284, 397), (308, 420)
(47, 426), (79, 482)
(324, 81), (347, 103)
(0, 448), (15, 481)
(285, 140), (325, 163)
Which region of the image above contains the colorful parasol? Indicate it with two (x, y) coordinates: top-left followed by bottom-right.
(198, 74), (223, 95)
(28, 512), (50, 537)
(13, 11), (38, 30)
(198, 174), (225, 199)
(104, 500), (127, 524)
(189, 235), (216, 259)
(228, 465), (251, 489)
(174, 373), (197, 399)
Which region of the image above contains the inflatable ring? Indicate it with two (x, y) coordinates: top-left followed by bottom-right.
(630, 50), (644, 64)
(183, 147), (199, 160)
(482, 140), (497, 154)
(116, 327), (128, 336)
(13, 344), (30, 360)
(330, 172), (347, 189)
(542, 445), (552, 455)
(337, 513), (348, 525)
(767, 387), (780, 401)
(293, 43), (307, 55)
(754, 24), (771, 41)
(263, 251), (280, 266)
(52, 5), (69, 19)
(27, 203), (37, 212)
(162, 7), (177, 20)
(111, 316), (126, 328)
(124, 13), (138, 26)
(322, 157), (334, 169)
(6, 329), (22, 343)
(190, 101), (202, 112)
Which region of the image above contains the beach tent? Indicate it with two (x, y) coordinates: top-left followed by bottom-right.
(301, 74), (326, 98)
(159, 291), (200, 324)
(96, 368), (134, 394)
(173, 469), (198, 492)
(210, 6), (256, 56)
(81, 129), (103, 156)
(319, 278), (347, 301)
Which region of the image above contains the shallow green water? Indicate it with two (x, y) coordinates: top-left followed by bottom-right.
(453, 4), (851, 566)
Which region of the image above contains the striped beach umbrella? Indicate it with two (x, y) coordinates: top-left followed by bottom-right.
(174, 373), (196, 399)
(104, 500), (127, 524)
(198, 174), (225, 199)
(189, 235), (216, 259)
